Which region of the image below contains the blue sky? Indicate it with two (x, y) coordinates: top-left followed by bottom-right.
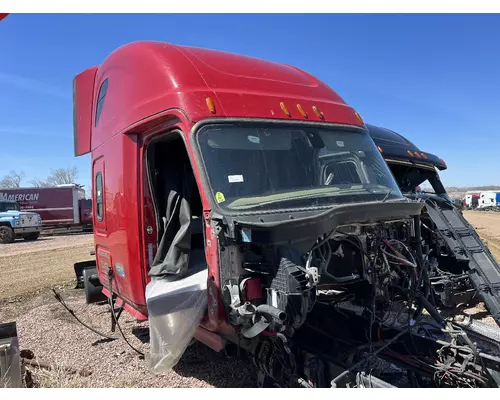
(0, 13), (499, 190)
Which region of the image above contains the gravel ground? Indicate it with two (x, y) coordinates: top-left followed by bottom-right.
(0, 285), (258, 388)
(0, 234), (94, 299)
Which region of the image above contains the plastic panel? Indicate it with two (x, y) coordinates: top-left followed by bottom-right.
(145, 268), (208, 373)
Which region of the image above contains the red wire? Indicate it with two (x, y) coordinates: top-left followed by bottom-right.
(383, 239), (417, 280)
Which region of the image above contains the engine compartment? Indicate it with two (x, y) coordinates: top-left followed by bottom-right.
(217, 206), (500, 388)
(223, 218), (421, 335)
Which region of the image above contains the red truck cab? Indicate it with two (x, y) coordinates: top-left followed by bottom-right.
(73, 41), (416, 378)
(73, 41), (365, 318)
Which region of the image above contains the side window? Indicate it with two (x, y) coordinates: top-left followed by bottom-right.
(95, 172), (104, 221)
(95, 79), (108, 126)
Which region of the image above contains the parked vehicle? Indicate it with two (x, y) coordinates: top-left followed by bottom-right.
(478, 191), (500, 211)
(71, 41), (500, 388)
(0, 184), (92, 231)
(367, 124), (500, 317)
(0, 200), (42, 243)
(465, 191), (480, 209)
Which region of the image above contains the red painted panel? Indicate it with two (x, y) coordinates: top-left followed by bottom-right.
(88, 41), (363, 153)
(38, 209), (74, 225)
(73, 66), (98, 156)
(92, 134), (147, 309)
(79, 199), (93, 223)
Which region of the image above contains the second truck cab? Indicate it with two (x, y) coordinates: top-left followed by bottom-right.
(0, 200), (42, 243)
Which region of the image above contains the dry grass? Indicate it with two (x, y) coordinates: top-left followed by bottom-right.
(27, 364), (133, 388)
(0, 234), (94, 300)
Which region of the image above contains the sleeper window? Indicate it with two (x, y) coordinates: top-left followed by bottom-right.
(95, 79), (108, 126)
(96, 172), (104, 221)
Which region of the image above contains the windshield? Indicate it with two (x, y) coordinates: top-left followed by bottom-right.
(0, 201), (20, 212)
(196, 123), (404, 212)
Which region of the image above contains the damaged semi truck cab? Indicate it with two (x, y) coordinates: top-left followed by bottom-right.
(368, 124), (500, 321)
(366, 124), (448, 198)
(73, 42), (500, 388)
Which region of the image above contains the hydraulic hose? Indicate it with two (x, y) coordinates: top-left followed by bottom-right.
(412, 214), (431, 321)
(415, 292), (446, 328)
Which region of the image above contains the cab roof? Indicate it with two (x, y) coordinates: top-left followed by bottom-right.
(366, 124), (447, 171)
(73, 41), (363, 156)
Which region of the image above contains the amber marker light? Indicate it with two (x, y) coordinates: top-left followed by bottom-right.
(378, 146), (383, 153)
(354, 112), (364, 125)
(407, 150), (414, 156)
(206, 97), (216, 114)
(421, 153), (428, 159)
(297, 104), (308, 118)
(280, 102), (291, 117)
(312, 106), (324, 120)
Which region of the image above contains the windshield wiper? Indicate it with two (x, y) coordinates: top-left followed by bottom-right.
(382, 188), (393, 202)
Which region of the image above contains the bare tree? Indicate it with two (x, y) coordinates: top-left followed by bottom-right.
(44, 167), (79, 186)
(29, 178), (49, 187)
(28, 167), (81, 189)
(0, 170), (25, 188)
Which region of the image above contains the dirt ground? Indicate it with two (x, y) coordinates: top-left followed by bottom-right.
(0, 234), (94, 300)
(1, 212), (500, 387)
(463, 210), (500, 260)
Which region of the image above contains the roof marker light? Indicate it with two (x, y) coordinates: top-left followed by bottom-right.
(280, 102), (291, 117)
(206, 97), (216, 114)
(312, 106), (324, 120)
(354, 112), (364, 124)
(421, 153), (428, 159)
(407, 150), (414, 156)
(297, 104), (308, 118)
(378, 146), (383, 153)
(414, 152), (421, 158)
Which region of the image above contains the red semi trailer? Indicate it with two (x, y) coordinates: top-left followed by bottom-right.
(71, 41), (500, 388)
(0, 184), (92, 230)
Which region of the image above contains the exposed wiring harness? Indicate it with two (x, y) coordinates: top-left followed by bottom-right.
(331, 216), (489, 387)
